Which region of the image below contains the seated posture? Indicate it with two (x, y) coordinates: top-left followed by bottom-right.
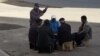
(57, 18), (73, 51)
(73, 15), (92, 47)
(50, 15), (59, 35)
(37, 20), (54, 53)
(50, 15), (59, 50)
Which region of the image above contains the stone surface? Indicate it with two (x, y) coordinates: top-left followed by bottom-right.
(0, 49), (9, 56)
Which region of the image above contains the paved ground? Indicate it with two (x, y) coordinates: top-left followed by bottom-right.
(0, 49), (9, 56)
(0, 0), (100, 56)
(0, 17), (100, 56)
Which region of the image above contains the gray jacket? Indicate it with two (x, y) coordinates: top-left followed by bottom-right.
(79, 23), (92, 39)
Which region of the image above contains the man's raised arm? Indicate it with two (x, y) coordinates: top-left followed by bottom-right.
(42, 7), (48, 13)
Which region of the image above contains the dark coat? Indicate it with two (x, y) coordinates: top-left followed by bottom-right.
(28, 23), (38, 49)
(37, 25), (54, 53)
(57, 22), (72, 46)
(30, 8), (47, 26)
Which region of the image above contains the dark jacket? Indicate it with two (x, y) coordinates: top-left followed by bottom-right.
(30, 8), (47, 26)
(28, 23), (38, 49)
(37, 25), (54, 52)
(57, 22), (72, 45)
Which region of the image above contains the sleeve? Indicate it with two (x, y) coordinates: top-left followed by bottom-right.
(68, 24), (71, 33)
(42, 7), (48, 13)
(39, 7), (48, 16)
(79, 25), (90, 34)
(48, 28), (54, 38)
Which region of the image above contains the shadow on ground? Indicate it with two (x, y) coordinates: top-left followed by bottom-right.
(0, 16), (29, 27)
(0, 23), (25, 30)
(0, 16), (100, 30)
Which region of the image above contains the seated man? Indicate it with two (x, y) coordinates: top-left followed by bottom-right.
(50, 15), (59, 50)
(50, 15), (59, 35)
(73, 15), (92, 47)
(37, 20), (54, 53)
(57, 18), (73, 51)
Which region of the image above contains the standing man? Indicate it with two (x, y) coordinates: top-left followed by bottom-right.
(30, 3), (48, 26)
(29, 19), (42, 50)
(29, 3), (48, 50)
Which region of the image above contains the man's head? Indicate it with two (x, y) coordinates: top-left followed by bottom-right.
(34, 3), (39, 9)
(59, 18), (65, 23)
(51, 15), (56, 21)
(43, 19), (50, 26)
(51, 15), (56, 19)
(81, 15), (87, 24)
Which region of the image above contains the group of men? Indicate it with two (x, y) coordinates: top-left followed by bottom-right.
(28, 3), (92, 53)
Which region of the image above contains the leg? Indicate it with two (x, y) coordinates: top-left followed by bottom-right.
(29, 43), (34, 49)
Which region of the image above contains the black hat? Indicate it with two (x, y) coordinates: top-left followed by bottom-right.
(34, 3), (39, 7)
(59, 18), (65, 21)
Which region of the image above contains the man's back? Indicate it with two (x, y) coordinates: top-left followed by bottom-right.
(50, 20), (59, 33)
(38, 25), (54, 53)
(58, 23), (72, 42)
(38, 26), (54, 46)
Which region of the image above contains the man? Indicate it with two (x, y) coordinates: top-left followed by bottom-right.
(50, 15), (59, 50)
(73, 15), (92, 47)
(30, 3), (48, 26)
(29, 3), (48, 50)
(28, 19), (42, 50)
(50, 15), (59, 34)
(57, 18), (73, 51)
